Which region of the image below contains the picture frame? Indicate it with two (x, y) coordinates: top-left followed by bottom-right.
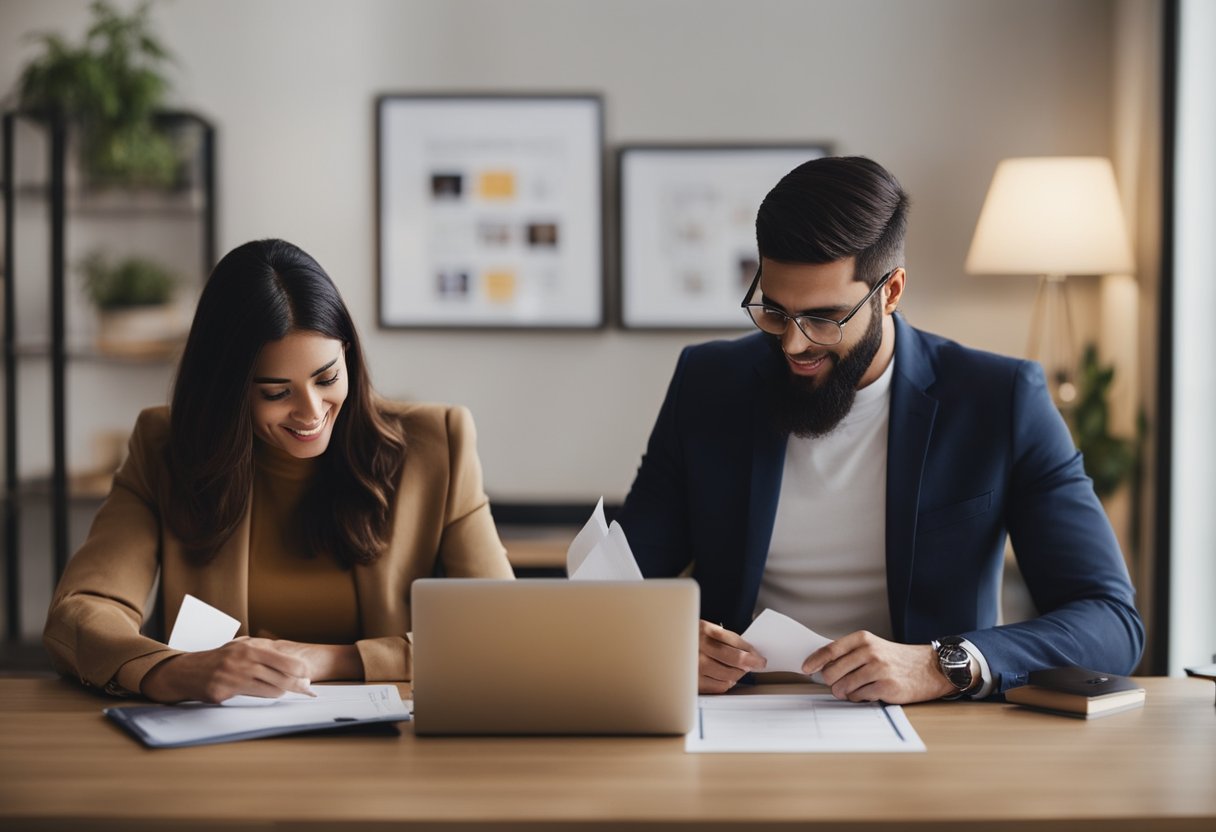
(376, 94), (605, 329)
(617, 143), (831, 329)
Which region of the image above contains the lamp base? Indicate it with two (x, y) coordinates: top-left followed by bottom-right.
(1027, 273), (1077, 408)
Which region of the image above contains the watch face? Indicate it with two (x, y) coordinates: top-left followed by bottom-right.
(940, 645), (969, 666)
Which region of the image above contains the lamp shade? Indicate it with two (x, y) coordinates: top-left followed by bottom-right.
(965, 157), (1133, 276)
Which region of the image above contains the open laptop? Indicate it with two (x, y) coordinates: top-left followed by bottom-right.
(410, 578), (699, 736)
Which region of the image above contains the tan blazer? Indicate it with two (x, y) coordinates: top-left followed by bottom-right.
(43, 402), (514, 695)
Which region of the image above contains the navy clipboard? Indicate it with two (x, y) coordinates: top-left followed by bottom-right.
(104, 684), (412, 749)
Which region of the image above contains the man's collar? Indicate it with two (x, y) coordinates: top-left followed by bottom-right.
(892, 313), (935, 393)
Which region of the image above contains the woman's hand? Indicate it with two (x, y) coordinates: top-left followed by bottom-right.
(270, 640), (363, 682)
(140, 638), (315, 704)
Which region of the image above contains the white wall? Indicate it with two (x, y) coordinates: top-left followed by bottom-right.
(0, 0), (1118, 502)
(1171, 0), (1216, 674)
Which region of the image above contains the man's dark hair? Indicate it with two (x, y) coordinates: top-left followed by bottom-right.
(756, 155), (909, 287)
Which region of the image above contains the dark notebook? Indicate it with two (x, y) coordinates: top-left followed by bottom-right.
(1004, 666), (1146, 719)
(1184, 663), (1216, 705)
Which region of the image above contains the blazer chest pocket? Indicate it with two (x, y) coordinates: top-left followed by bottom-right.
(917, 491), (993, 534)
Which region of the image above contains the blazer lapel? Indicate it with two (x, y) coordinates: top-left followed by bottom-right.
(738, 349), (788, 627)
(885, 315), (938, 642)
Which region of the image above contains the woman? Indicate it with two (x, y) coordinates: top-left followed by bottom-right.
(43, 239), (514, 702)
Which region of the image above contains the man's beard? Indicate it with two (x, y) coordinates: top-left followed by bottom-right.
(768, 300), (884, 439)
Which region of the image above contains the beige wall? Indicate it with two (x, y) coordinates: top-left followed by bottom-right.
(1, 0), (1127, 502)
(1108, 0), (1163, 668)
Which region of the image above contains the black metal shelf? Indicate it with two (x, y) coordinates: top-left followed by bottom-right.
(2, 182), (207, 216)
(2, 108), (216, 640)
(10, 342), (182, 363)
(5, 477), (110, 505)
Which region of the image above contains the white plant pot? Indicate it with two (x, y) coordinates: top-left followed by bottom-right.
(96, 305), (184, 357)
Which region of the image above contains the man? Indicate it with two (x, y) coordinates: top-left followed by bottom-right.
(617, 156), (1144, 704)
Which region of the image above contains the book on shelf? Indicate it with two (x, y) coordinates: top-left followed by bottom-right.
(1004, 665), (1146, 719)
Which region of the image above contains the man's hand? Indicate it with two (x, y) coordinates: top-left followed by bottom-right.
(802, 630), (955, 704)
(140, 637), (316, 704)
(699, 620), (767, 694)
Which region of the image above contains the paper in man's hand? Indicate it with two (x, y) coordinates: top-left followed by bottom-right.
(742, 609), (832, 683)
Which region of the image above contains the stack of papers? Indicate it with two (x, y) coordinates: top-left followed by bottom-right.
(105, 685), (412, 748)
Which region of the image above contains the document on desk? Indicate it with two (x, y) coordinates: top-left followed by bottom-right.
(685, 694), (925, 753)
(104, 684), (412, 749)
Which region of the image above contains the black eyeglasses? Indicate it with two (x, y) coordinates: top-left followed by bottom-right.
(741, 267), (894, 346)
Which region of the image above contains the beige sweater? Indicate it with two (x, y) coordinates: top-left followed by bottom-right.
(43, 402), (514, 696)
(246, 440), (359, 644)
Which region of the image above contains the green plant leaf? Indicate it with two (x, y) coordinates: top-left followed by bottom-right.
(1068, 344), (1138, 499)
(14, 0), (178, 188)
(80, 251), (179, 309)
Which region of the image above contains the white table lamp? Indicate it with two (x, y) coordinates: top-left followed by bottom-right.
(965, 156), (1133, 406)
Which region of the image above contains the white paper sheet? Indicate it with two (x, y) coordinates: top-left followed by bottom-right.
(685, 694), (925, 753)
(566, 497), (643, 581)
(220, 691), (318, 707)
(742, 609), (832, 683)
(566, 497), (609, 575)
(167, 593), (240, 652)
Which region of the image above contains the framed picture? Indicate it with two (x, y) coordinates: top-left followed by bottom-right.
(376, 94), (604, 329)
(617, 143), (831, 329)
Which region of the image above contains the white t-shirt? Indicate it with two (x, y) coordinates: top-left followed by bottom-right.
(754, 357), (894, 640)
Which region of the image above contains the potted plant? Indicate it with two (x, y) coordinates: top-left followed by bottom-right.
(14, 0), (180, 189)
(80, 251), (183, 355)
(1069, 344), (1138, 500)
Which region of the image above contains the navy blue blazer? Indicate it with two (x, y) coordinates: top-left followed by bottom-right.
(618, 315), (1144, 694)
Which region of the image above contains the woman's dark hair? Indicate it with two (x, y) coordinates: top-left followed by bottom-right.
(756, 155), (910, 286)
(167, 238), (406, 566)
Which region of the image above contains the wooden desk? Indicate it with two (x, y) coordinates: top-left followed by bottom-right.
(1, 677), (1213, 831)
(499, 525), (576, 573)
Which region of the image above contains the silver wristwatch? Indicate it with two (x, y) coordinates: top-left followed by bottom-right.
(931, 636), (975, 699)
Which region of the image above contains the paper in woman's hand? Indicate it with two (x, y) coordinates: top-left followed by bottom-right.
(167, 594), (240, 652)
